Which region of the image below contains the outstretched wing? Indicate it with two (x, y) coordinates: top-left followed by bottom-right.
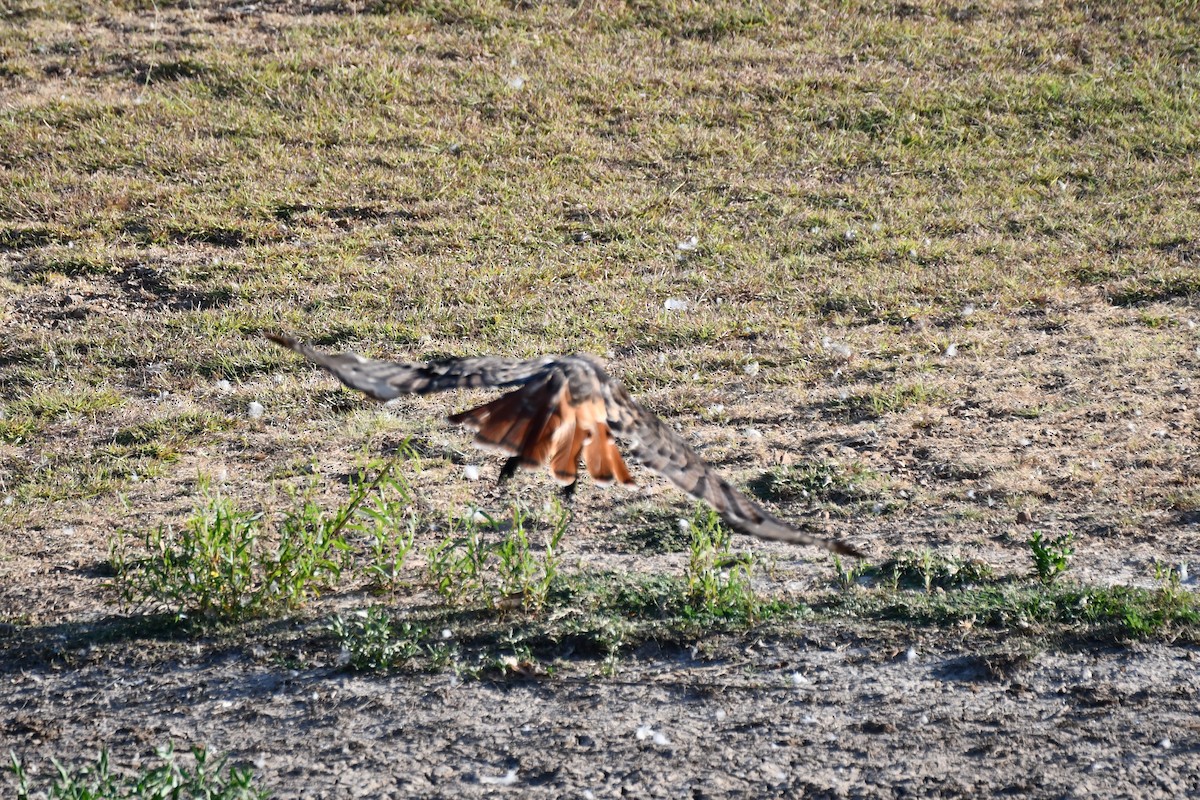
(266, 332), (861, 556)
(599, 380), (861, 556)
(264, 332), (558, 399)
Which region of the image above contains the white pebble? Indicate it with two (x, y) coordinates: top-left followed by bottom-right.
(943, 343), (958, 358)
(822, 337), (853, 361)
(652, 731), (670, 746)
(441, 628), (453, 640)
(506, 76), (525, 90)
(843, 228), (857, 241)
(215, 379), (233, 392)
(463, 464), (480, 481)
(743, 361), (760, 377)
(714, 709), (727, 722)
(247, 401), (264, 419)
(706, 404), (725, 415)
(904, 646), (918, 663)
(1179, 563), (1189, 583)
(791, 672), (808, 686)
(744, 428), (763, 441)
(2, 496), (12, 506)
(479, 768), (518, 786)
(1159, 737), (1172, 749)
(676, 235), (699, 251)
(1080, 667), (1092, 682)
(677, 518), (691, 532)
(664, 297), (689, 311)
(962, 304), (976, 317)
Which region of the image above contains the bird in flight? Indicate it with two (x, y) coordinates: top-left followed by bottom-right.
(266, 332), (861, 557)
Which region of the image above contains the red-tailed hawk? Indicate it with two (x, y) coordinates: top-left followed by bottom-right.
(266, 332), (861, 557)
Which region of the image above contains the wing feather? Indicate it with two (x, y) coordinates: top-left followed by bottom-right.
(601, 380), (862, 557)
(265, 332), (557, 400)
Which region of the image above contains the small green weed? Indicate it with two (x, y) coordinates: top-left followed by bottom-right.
(831, 553), (874, 592)
(9, 744), (268, 800)
(426, 501), (568, 612)
(328, 607), (428, 671)
(110, 463), (403, 620)
(1027, 531), (1075, 583)
(348, 466), (418, 592)
(425, 514), (492, 604)
(682, 507), (760, 621)
(750, 459), (880, 505)
(831, 383), (944, 419)
(881, 549), (995, 592)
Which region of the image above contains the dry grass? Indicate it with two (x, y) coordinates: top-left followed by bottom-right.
(1, 0), (1198, 629)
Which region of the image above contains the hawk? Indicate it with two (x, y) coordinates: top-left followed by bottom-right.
(266, 332), (861, 557)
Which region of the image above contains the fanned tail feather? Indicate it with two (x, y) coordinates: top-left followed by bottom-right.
(582, 422), (633, 486)
(448, 380), (634, 488)
(575, 397), (633, 487)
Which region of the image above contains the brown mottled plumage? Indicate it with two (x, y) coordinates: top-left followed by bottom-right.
(265, 332), (861, 557)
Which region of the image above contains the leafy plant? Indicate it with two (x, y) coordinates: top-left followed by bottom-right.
(882, 549), (995, 592)
(425, 513), (492, 604)
(426, 502), (568, 611)
(494, 502), (568, 612)
(831, 553), (873, 592)
(328, 607), (428, 671)
(682, 506), (759, 620)
(9, 744), (268, 800)
(1027, 531), (1075, 583)
(110, 463), (399, 620)
(348, 464), (417, 592)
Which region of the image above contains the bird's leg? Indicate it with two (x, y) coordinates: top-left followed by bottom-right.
(558, 479), (577, 503)
(497, 456), (522, 486)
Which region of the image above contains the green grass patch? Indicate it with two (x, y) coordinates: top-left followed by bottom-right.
(110, 461), (411, 621)
(750, 458), (884, 505)
(830, 382), (945, 419)
(8, 744), (269, 800)
(8, 387), (124, 421)
(331, 505), (798, 675)
(112, 411), (234, 446)
(832, 580), (1200, 641)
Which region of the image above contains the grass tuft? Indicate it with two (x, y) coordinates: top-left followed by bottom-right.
(8, 744), (269, 800)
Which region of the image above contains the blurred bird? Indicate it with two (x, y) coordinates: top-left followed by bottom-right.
(266, 332), (861, 557)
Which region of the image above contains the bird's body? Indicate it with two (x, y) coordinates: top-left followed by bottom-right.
(266, 332), (861, 557)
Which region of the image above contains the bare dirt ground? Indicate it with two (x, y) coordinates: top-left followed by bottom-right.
(4, 628), (1200, 798)
(2, 0), (1200, 796)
